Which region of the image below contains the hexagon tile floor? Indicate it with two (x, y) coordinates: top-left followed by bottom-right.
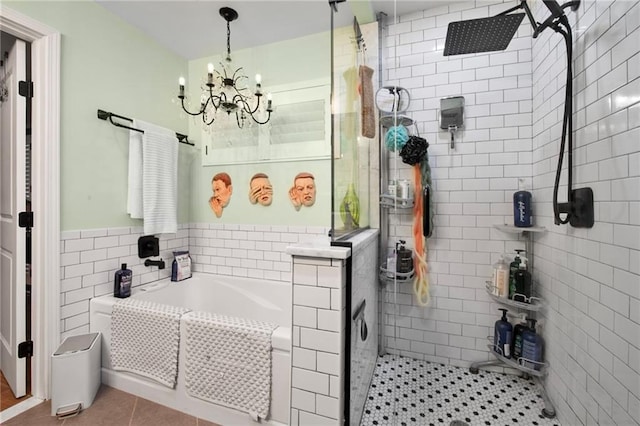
(359, 355), (562, 426)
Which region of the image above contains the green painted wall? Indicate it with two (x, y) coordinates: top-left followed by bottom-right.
(188, 32), (332, 226)
(5, 1), (190, 231)
(7, 1), (334, 230)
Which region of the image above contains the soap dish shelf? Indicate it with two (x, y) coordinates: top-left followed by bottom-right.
(493, 224), (547, 234)
(379, 264), (415, 284)
(485, 337), (548, 377)
(380, 194), (414, 209)
(484, 282), (543, 312)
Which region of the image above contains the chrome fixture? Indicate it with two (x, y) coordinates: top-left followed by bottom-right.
(177, 7), (272, 128)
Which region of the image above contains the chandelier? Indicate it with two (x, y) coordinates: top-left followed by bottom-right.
(178, 7), (272, 128)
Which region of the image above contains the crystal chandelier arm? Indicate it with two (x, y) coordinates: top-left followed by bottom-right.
(248, 109), (272, 125)
(203, 111), (216, 125)
(180, 97), (205, 116)
(234, 94), (261, 115)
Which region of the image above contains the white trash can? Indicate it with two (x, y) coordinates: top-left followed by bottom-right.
(51, 332), (101, 417)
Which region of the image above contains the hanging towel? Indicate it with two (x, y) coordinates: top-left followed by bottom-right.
(127, 119), (178, 233)
(359, 65), (375, 139)
(142, 124), (178, 235)
(110, 299), (191, 388)
(127, 122), (144, 219)
(183, 311), (278, 420)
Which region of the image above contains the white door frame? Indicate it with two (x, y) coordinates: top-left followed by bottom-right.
(0, 6), (60, 401)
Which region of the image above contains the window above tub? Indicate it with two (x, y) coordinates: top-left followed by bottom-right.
(201, 79), (331, 165)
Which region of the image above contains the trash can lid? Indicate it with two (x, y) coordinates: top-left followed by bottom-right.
(54, 332), (99, 355)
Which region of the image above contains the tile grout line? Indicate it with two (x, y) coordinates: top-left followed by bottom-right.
(129, 397), (138, 426)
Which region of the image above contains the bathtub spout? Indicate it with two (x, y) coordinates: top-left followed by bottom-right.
(144, 258), (165, 269)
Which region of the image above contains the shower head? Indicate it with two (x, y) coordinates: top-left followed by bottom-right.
(443, 13), (525, 56)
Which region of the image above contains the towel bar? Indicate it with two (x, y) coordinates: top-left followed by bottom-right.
(97, 109), (194, 146)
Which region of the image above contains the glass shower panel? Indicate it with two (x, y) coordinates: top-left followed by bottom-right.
(330, 6), (372, 241)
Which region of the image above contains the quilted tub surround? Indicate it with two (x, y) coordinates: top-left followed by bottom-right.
(110, 299), (191, 388)
(183, 311), (278, 420)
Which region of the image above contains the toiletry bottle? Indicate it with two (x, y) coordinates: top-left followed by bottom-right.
(514, 257), (532, 302)
(509, 250), (524, 299)
(521, 319), (544, 370)
(494, 309), (513, 359)
(114, 263), (132, 298)
(492, 256), (509, 297)
(513, 190), (533, 227)
(396, 240), (413, 274)
(386, 248), (396, 278)
(511, 314), (528, 361)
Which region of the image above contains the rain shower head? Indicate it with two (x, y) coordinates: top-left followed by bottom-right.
(443, 13), (525, 56)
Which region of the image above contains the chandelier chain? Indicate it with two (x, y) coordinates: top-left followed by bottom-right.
(227, 20), (231, 56)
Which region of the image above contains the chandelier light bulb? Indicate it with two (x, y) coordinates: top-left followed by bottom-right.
(208, 63), (214, 73)
(255, 74), (262, 84)
(178, 77), (185, 97)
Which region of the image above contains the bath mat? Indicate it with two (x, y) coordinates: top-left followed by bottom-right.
(110, 299), (190, 388)
(359, 65), (375, 139)
(183, 311), (278, 420)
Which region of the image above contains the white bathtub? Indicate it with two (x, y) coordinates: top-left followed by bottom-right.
(89, 273), (291, 425)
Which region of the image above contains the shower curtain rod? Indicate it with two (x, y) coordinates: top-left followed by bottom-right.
(97, 109), (194, 146)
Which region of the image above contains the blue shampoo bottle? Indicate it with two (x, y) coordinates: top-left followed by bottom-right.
(114, 263), (132, 298)
(494, 309), (513, 359)
(522, 319), (544, 370)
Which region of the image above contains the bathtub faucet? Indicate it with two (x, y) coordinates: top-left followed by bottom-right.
(144, 258), (165, 270)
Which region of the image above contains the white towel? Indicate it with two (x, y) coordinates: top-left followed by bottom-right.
(127, 122), (143, 219)
(183, 311), (278, 420)
(126, 119), (178, 234)
(142, 123), (178, 235)
(110, 299), (191, 388)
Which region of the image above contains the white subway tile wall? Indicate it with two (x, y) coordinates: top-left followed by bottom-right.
(59, 226), (189, 340)
(290, 255), (346, 425)
(60, 223), (327, 341)
(382, 0), (530, 370)
(532, 0), (640, 425)
(382, 0), (640, 425)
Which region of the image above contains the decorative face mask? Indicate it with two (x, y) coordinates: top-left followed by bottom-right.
(249, 173), (273, 206)
(289, 172), (316, 210)
(209, 172), (232, 218)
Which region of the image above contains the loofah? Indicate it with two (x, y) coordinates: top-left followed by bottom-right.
(400, 135), (429, 165)
(384, 125), (409, 152)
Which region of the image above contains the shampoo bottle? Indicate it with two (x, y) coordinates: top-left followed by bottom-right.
(492, 256), (509, 298)
(494, 309), (513, 359)
(514, 258), (532, 302)
(521, 319), (544, 370)
(509, 250), (524, 299)
(114, 263), (132, 298)
(386, 248), (396, 278)
(511, 314), (528, 361)
(396, 240), (413, 274)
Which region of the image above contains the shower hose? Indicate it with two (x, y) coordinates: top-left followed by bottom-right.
(551, 14), (574, 225)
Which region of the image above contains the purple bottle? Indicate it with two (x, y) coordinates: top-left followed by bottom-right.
(513, 191), (533, 227)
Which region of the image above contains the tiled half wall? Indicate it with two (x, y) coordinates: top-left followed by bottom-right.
(59, 223), (328, 341)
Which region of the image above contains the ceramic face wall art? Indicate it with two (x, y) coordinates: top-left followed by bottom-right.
(209, 172), (233, 218)
(289, 172), (316, 211)
(249, 173), (273, 206)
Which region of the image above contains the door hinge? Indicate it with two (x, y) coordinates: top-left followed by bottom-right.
(18, 80), (33, 98)
(18, 211), (33, 228)
(18, 340), (33, 358)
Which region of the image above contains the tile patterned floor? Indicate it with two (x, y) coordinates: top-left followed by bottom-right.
(2, 385), (221, 426)
(360, 355), (562, 426)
